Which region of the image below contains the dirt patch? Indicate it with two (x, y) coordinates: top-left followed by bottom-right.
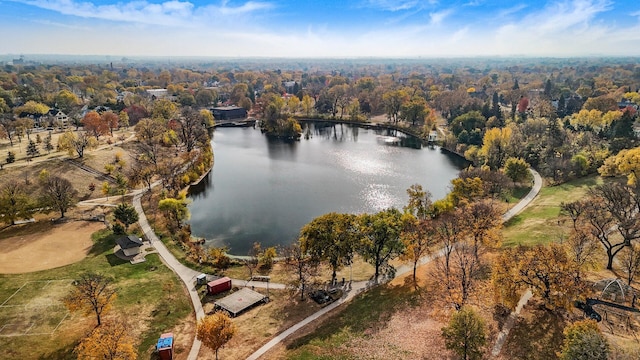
(0, 220), (106, 274)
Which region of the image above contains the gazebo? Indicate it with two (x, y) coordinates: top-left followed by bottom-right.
(116, 235), (144, 257)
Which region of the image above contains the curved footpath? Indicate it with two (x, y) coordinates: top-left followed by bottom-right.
(132, 192), (205, 360)
(126, 168), (541, 360)
(247, 168), (543, 360)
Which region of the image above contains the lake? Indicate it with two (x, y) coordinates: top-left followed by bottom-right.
(188, 122), (466, 255)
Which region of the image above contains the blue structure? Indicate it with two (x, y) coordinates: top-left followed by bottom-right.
(157, 333), (174, 360)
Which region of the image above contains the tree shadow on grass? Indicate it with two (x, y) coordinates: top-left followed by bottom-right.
(284, 282), (421, 352)
(88, 230), (117, 256)
(38, 341), (77, 360)
(500, 303), (567, 360)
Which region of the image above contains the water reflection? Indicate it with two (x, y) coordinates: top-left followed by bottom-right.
(188, 121), (463, 254)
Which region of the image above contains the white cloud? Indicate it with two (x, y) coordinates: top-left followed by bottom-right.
(363, 0), (420, 12)
(498, 4), (528, 18)
(4, 0), (640, 58)
(429, 8), (452, 26)
(7, 0), (272, 27)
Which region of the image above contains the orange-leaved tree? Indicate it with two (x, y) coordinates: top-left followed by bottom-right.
(75, 319), (137, 360)
(196, 312), (237, 360)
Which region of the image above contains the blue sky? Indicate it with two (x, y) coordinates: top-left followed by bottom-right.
(1, 0), (640, 57)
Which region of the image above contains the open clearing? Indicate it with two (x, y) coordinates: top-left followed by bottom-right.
(0, 279), (73, 337)
(0, 220), (106, 274)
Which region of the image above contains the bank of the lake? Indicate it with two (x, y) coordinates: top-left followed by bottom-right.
(188, 122), (467, 255)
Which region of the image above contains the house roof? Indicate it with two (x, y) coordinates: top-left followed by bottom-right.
(116, 235), (143, 249)
(212, 106), (245, 111)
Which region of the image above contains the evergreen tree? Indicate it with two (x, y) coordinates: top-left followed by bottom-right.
(26, 140), (39, 159)
(557, 94), (566, 118)
(611, 111), (635, 140)
(544, 79), (553, 98)
(6, 151), (15, 164)
(492, 92), (503, 124)
(44, 132), (54, 154)
(512, 79), (519, 90)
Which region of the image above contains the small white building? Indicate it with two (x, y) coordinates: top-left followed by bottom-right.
(428, 130), (438, 142)
(146, 89), (169, 100)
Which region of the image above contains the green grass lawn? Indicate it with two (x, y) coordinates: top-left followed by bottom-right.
(0, 229), (192, 360)
(274, 175), (609, 359)
(502, 176), (602, 247)
(284, 282), (422, 359)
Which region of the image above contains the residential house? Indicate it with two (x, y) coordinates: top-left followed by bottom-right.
(45, 109), (69, 127)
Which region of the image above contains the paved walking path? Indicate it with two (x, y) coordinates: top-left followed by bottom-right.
(121, 167), (541, 360)
(132, 192), (205, 360)
(490, 169), (541, 358)
(247, 169), (543, 359)
(491, 289), (533, 357)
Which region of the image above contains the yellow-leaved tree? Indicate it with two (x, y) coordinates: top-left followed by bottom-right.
(598, 147), (640, 185)
(479, 126), (512, 170)
(75, 320), (137, 360)
(493, 244), (578, 311)
(196, 312), (237, 360)
(63, 272), (116, 326)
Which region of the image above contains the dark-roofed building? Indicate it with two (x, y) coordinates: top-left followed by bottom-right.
(116, 235), (144, 257)
(45, 109), (69, 127)
(211, 106), (247, 120)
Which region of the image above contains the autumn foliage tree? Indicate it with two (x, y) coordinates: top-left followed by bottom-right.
(441, 306), (487, 360)
(558, 320), (609, 360)
(63, 272), (116, 326)
(75, 320), (137, 360)
(57, 130), (97, 158)
(102, 111), (119, 136)
(196, 312), (237, 360)
(358, 208), (405, 282)
(0, 180), (35, 225)
(493, 244), (578, 311)
(82, 111), (110, 140)
(300, 212), (357, 284)
(158, 191), (190, 231)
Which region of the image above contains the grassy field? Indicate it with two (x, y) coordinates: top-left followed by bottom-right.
(263, 174), (640, 359)
(0, 229), (193, 360)
(283, 282), (425, 360)
(502, 176), (602, 247)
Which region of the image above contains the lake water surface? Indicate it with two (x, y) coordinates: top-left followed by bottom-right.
(188, 122), (466, 254)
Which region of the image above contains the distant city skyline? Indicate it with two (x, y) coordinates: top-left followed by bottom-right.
(1, 0), (639, 58)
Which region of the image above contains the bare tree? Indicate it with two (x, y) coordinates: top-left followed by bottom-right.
(39, 175), (78, 219)
(594, 182), (640, 246)
(619, 243), (640, 285)
(177, 108), (209, 152)
(63, 272), (116, 326)
(282, 242), (319, 301)
(433, 210), (467, 284)
(244, 242), (261, 280)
